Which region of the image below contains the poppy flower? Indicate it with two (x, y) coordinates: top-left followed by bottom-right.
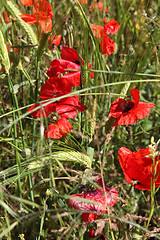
(27, 93), (87, 118)
(3, 11), (10, 23)
(104, 19), (120, 34)
(47, 46), (84, 86)
(108, 89), (155, 127)
(90, 19), (120, 55)
(87, 229), (107, 239)
(20, 0), (35, 6)
(118, 147), (160, 190)
(48, 35), (62, 50)
(90, 23), (104, 38)
(68, 178), (118, 223)
(90, 1), (109, 12)
(44, 117), (72, 139)
(20, 0), (53, 32)
(78, 0), (88, 4)
(100, 33), (115, 55)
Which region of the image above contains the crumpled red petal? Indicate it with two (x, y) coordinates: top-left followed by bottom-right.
(68, 180), (118, 222)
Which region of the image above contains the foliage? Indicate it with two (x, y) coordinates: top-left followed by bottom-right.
(0, 0), (160, 239)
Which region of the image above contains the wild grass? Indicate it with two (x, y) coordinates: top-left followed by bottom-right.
(0, 0), (160, 239)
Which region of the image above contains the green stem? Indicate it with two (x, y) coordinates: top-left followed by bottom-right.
(7, 74), (23, 210)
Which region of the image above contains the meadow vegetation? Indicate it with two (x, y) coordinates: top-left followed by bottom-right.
(0, 0), (160, 239)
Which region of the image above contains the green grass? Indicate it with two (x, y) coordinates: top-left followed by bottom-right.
(0, 0), (160, 239)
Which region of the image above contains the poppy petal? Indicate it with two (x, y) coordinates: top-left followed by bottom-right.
(109, 98), (127, 118)
(19, 14), (37, 24)
(20, 0), (35, 6)
(33, 0), (53, 19)
(47, 59), (81, 77)
(44, 118), (72, 139)
(100, 34), (115, 55)
(28, 102), (56, 118)
(132, 102), (154, 119)
(130, 89), (140, 106)
(118, 147), (160, 190)
(104, 19), (120, 34)
(90, 23), (104, 38)
(61, 46), (84, 65)
(40, 77), (73, 99)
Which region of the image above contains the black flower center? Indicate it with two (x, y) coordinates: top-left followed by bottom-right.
(122, 101), (134, 113)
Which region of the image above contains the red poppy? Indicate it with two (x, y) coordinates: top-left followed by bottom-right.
(3, 11), (10, 23)
(27, 93), (87, 118)
(118, 147), (160, 190)
(104, 19), (120, 34)
(78, 0), (88, 4)
(90, 23), (104, 38)
(44, 117), (72, 139)
(20, 0), (53, 32)
(108, 89), (155, 127)
(47, 46), (84, 86)
(90, 1), (109, 12)
(87, 229), (107, 239)
(68, 178), (118, 223)
(48, 35), (62, 50)
(100, 33), (115, 55)
(90, 19), (120, 55)
(20, 0), (35, 6)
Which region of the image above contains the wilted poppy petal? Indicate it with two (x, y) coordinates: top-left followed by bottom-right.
(104, 19), (120, 34)
(20, 0), (35, 6)
(68, 179), (118, 222)
(54, 96), (86, 119)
